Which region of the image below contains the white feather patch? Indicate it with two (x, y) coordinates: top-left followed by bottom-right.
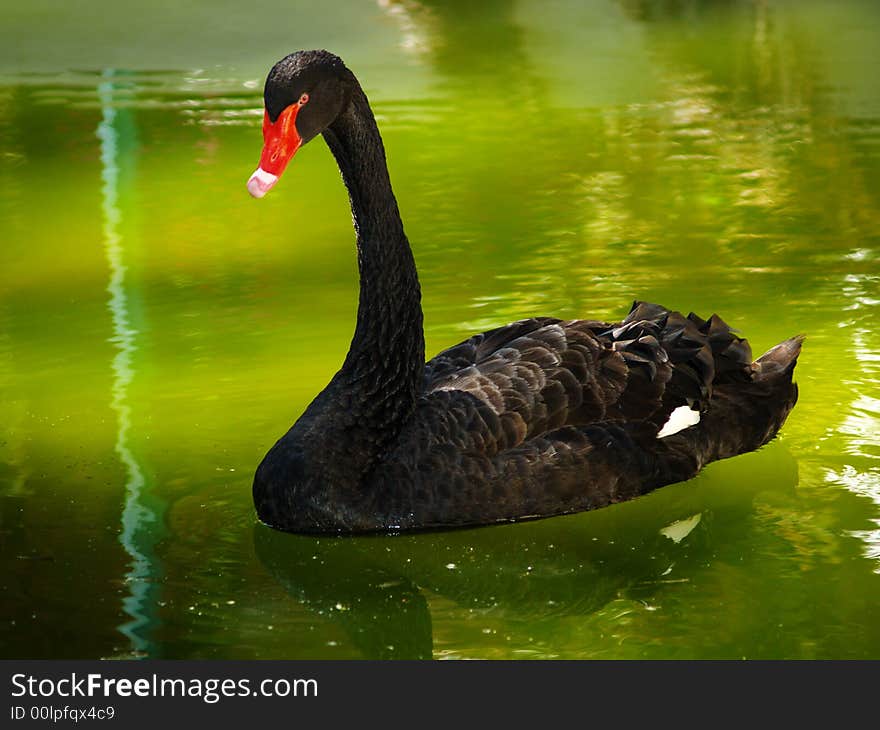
(657, 405), (701, 438)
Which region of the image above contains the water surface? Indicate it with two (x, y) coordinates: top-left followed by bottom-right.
(1, 0), (880, 659)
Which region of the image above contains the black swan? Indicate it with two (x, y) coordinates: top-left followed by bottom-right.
(247, 50), (802, 534)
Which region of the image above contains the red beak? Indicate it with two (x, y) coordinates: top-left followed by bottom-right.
(247, 105), (302, 198)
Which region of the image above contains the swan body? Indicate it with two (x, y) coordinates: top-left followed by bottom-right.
(248, 50), (802, 534)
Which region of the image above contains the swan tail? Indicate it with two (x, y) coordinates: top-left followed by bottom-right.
(693, 334), (804, 463)
(743, 334), (804, 449)
(754, 334), (805, 381)
(647, 333), (803, 491)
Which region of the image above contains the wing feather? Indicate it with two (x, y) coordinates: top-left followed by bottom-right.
(421, 302), (754, 456)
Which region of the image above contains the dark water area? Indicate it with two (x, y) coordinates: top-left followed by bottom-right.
(1, 0), (879, 658)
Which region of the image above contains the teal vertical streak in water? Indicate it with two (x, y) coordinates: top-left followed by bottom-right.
(97, 70), (162, 657)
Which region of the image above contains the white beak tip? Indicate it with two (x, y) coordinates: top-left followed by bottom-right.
(247, 168), (278, 198)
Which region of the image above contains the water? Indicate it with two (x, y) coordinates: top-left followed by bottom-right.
(1, 0), (879, 659)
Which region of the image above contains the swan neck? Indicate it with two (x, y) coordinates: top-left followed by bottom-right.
(325, 85), (404, 242)
(321, 79), (424, 429)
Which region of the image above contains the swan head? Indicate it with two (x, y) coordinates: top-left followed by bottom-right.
(248, 50), (350, 198)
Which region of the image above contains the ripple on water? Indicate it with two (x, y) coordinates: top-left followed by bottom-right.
(1, 70), (267, 128)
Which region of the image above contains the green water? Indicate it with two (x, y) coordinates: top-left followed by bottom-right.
(1, 0), (879, 659)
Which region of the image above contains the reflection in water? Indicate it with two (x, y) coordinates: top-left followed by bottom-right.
(377, 0), (435, 57)
(97, 71), (162, 656)
(831, 273), (880, 572)
(377, 0), (540, 101)
(255, 527), (434, 660)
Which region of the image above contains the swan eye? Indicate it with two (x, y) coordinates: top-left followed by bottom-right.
(298, 93), (309, 106)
